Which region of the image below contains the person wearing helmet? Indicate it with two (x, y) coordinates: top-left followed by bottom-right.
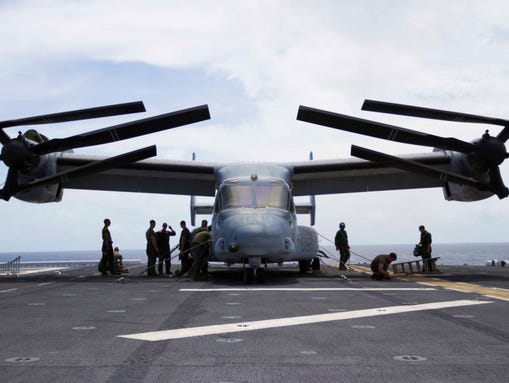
(334, 221), (350, 270)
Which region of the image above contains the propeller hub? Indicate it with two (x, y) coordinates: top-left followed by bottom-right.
(473, 133), (507, 168)
(1, 139), (38, 171)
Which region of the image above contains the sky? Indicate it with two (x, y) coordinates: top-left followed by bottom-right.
(1, 0), (509, 252)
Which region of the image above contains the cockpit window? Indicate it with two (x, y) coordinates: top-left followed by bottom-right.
(256, 184), (289, 209)
(219, 183), (290, 210)
(220, 185), (252, 209)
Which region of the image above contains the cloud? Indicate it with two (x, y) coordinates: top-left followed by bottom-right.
(1, 0), (509, 251)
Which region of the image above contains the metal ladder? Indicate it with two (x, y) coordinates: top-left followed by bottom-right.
(392, 257), (440, 274)
(0, 256), (21, 276)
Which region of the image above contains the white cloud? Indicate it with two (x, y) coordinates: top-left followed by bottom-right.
(1, 0), (509, 252)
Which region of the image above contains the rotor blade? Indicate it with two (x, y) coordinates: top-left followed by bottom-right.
(362, 99), (509, 126)
(497, 126), (509, 143)
(350, 145), (489, 191)
(0, 168), (19, 201)
(487, 166), (509, 199)
(0, 129), (10, 145)
(0, 101), (146, 130)
(31, 104), (210, 155)
(18, 145), (157, 192)
(298, 105), (475, 153)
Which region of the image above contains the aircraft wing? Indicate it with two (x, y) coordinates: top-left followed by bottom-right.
(58, 150), (450, 198)
(289, 151), (451, 196)
(57, 153), (217, 197)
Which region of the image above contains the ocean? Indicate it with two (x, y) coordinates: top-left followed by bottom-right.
(1, 242), (508, 266)
(321, 242), (509, 266)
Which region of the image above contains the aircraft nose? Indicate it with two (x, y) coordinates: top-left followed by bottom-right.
(228, 224), (284, 255)
(233, 224), (266, 242)
(229, 224), (274, 255)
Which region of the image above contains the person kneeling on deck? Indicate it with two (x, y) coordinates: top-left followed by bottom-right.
(113, 247), (128, 274)
(370, 253), (397, 280)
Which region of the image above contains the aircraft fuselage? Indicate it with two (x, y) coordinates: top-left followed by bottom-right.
(209, 163), (318, 269)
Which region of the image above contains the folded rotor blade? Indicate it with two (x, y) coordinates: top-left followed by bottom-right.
(497, 126), (509, 143)
(18, 145), (157, 192)
(362, 99), (509, 127)
(298, 105), (475, 153)
(350, 145), (488, 191)
(0, 129), (10, 145)
(0, 101), (146, 130)
(487, 166), (509, 199)
(0, 168), (19, 201)
(31, 104), (210, 155)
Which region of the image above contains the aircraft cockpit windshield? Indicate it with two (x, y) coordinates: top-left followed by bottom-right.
(218, 181), (291, 211)
(221, 184), (252, 209)
(256, 184), (289, 209)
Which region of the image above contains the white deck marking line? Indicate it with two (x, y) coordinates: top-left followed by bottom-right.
(20, 267), (68, 275)
(179, 287), (436, 292)
(37, 282), (55, 286)
(118, 299), (489, 342)
(0, 288), (18, 293)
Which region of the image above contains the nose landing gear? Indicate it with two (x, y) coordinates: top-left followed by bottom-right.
(243, 258), (267, 284)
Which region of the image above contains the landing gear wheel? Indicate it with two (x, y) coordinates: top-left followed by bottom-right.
(256, 267), (266, 283)
(299, 260), (310, 274)
(243, 268), (255, 284)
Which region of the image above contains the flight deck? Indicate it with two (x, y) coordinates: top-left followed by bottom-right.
(0, 263), (508, 383)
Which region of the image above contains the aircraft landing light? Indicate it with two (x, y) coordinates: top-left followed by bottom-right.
(117, 299), (490, 342)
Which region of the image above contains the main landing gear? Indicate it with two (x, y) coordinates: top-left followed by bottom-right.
(298, 260), (311, 274)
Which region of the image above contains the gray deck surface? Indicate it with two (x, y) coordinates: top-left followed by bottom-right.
(0, 263), (508, 383)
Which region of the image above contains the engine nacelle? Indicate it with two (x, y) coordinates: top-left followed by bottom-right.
(14, 152), (64, 203)
(441, 150), (493, 202)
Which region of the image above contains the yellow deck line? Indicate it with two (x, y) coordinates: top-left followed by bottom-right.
(348, 265), (509, 301)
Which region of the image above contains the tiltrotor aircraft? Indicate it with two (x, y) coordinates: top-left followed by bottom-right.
(1, 99), (507, 282)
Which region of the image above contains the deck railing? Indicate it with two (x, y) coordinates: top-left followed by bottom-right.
(0, 256), (21, 276)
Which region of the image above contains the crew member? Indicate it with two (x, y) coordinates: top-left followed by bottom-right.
(190, 219), (209, 276)
(189, 225), (211, 281)
(370, 252), (397, 280)
(335, 222), (350, 270)
(176, 220), (192, 277)
(156, 223), (176, 275)
(145, 219), (159, 277)
(113, 246), (128, 274)
(418, 225), (435, 272)
(98, 218), (115, 275)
